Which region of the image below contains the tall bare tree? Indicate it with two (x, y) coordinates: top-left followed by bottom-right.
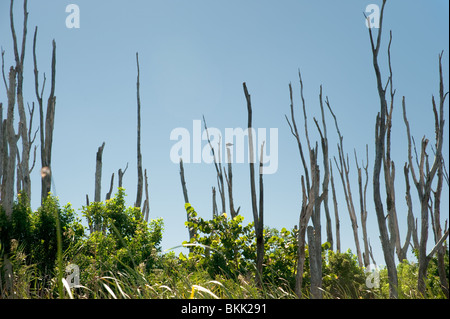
(329, 160), (340, 253)
(118, 162), (128, 188)
(94, 142), (105, 202)
(179, 158), (195, 242)
(203, 115), (226, 215)
(286, 78), (326, 299)
(365, 0), (398, 298)
(33, 26), (56, 204)
(1, 65), (19, 217)
(314, 86), (332, 251)
(243, 82), (265, 285)
(10, 0), (36, 201)
(142, 168), (150, 222)
(135, 52), (143, 208)
(355, 146), (370, 267)
(224, 143), (240, 218)
(402, 52), (449, 297)
(327, 97), (364, 267)
(1, 0), (37, 216)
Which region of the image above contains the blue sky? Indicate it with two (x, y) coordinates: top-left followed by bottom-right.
(0, 0), (448, 266)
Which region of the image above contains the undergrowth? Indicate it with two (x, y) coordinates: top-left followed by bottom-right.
(0, 189), (448, 299)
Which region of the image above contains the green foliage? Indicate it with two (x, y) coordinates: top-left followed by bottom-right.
(1, 195), (448, 299)
(263, 227), (298, 289)
(65, 188), (164, 293)
(377, 249), (449, 299)
(0, 188), (163, 298)
(322, 249), (369, 299)
(182, 203), (255, 278)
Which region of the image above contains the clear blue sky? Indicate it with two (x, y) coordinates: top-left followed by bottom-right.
(0, 0), (448, 266)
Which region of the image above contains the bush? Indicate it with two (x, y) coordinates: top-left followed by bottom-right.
(322, 249), (369, 299)
(70, 188), (164, 290)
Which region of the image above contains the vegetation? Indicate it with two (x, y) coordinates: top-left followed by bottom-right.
(0, 192), (447, 299)
(0, 0), (448, 300)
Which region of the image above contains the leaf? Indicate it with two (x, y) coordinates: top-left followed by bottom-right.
(61, 278), (74, 299)
(103, 283), (117, 299)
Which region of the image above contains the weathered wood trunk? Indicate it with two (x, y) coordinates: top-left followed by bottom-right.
(243, 82), (264, 285)
(11, 0), (32, 200)
(179, 158), (195, 241)
(402, 52), (447, 297)
(366, 0), (398, 298)
(307, 226), (322, 299)
(135, 52), (143, 208)
(33, 26), (57, 204)
(3, 67), (18, 217)
(94, 142), (105, 202)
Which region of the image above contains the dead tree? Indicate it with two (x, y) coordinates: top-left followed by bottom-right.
(203, 115), (226, 215)
(224, 143), (240, 218)
(212, 186), (218, 217)
(142, 168), (150, 222)
(179, 158), (195, 241)
(94, 142), (105, 202)
(327, 98), (363, 267)
(0, 103), (3, 203)
(1, 66), (19, 217)
(286, 78), (325, 299)
(314, 86), (332, 251)
(402, 52), (449, 297)
(135, 52), (143, 208)
(355, 146), (371, 267)
(432, 156), (448, 298)
(33, 26), (56, 204)
(1, 0), (37, 215)
(403, 163), (419, 251)
(243, 82), (264, 285)
(381, 31), (415, 264)
(118, 162), (128, 188)
(10, 0), (34, 201)
(105, 173), (114, 200)
(329, 160), (341, 253)
(365, 0), (398, 298)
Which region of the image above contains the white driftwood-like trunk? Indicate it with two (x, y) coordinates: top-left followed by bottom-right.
(94, 142), (105, 202)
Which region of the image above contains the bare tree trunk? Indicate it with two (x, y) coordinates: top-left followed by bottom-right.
(294, 177), (313, 297)
(94, 142), (105, 202)
(105, 172), (114, 200)
(243, 82), (264, 285)
(433, 160), (448, 298)
(203, 115), (226, 215)
(3, 66), (19, 217)
(0, 103), (4, 199)
(307, 226), (321, 299)
(433, 158), (448, 298)
(143, 168), (150, 222)
(212, 186), (218, 217)
(328, 99), (363, 267)
(365, 0), (398, 298)
(286, 79), (324, 298)
(118, 162), (128, 188)
(383, 35), (406, 263)
(33, 26), (56, 204)
(224, 144), (239, 218)
(135, 52), (143, 208)
(402, 163), (416, 258)
(355, 146), (371, 267)
(315, 86), (332, 250)
(329, 161), (340, 253)
(402, 52), (448, 297)
(179, 158), (195, 241)
(11, 0), (32, 201)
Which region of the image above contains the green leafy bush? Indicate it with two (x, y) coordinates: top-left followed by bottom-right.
(70, 188), (164, 290)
